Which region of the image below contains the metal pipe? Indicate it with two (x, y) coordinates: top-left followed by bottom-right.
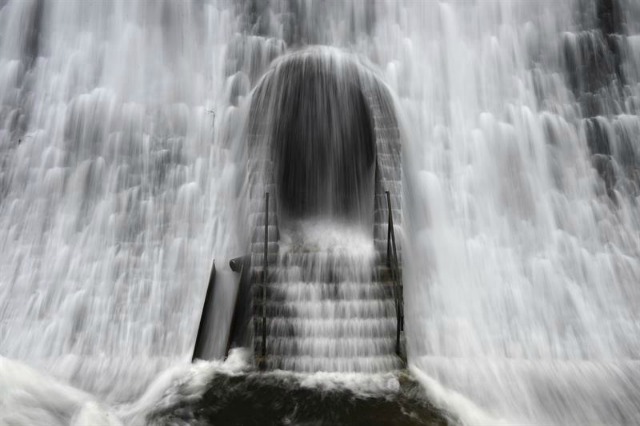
(192, 260), (216, 362)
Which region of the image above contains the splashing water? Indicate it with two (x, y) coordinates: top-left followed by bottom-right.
(2, 0), (640, 424)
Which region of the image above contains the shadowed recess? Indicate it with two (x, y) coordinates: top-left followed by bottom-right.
(250, 49), (376, 223)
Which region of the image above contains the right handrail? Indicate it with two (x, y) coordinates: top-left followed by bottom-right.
(385, 190), (403, 357)
(261, 192), (269, 362)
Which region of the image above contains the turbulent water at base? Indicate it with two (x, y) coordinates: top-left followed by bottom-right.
(2, 0), (640, 425)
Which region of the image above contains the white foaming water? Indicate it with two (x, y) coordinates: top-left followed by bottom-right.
(2, 0), (640, 424)
(116, 348), (251, 425)
(0, 356), (122, 426)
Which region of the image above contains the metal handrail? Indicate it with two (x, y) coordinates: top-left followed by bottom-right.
(385, 190), (403, 357)
(261, 192), (269, 361)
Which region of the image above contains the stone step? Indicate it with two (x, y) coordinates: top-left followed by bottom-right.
(249, 198), (278, 212)
(263, 355), (402, 373)
(246, 159), (274, 173)
(372, 127), (400, 140)
(376, 152), (401, 164)
(249, 268), (279, 285)
(252, 282), (395, 302)
(373, 223), (403, 240)
(375, 266), (396, 282)
(264, 317), (398, 338)
(251, 225), (280, 243)
(375, 192), (401, 209)
(374, 208), (402, 223)
(273, 268), (378, 283)
(251, 281), (398, 299)
(249, 212), (278, 228)
(248, 182), (276, 199)
(252, 299), (397, 319)
(250, 252), (278, 266)
(255, 336), (397, 357)
(374, 238), (403, 256)
(250, 242), (279, 255)
(376, 181), (402, 194)
(377, 163), (401, 180)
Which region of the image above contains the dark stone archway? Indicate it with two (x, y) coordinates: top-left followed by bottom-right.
(248, 48), (378, 224)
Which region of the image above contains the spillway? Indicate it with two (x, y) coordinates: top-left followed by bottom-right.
(1, 0), (640, 425)
(235, 48), (404, 373)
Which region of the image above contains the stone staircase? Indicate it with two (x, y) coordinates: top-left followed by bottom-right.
(244, 51), (404, 372)
(252, 245), (403, 373)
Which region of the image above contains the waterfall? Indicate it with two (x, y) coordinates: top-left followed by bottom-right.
(0, 0), (240, 403)
(1, 0), (640, 424)
(391, 1), (640, 424)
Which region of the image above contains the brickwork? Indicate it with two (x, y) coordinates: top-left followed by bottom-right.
(245, 140), (280, 364)
(367, 87), (402, 265)
(246, 60), (404, 367)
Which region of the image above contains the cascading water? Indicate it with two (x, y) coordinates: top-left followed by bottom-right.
(0, 0), (241, 406)
(391, 1), (640, 424)
(1, 0), (640, 425)
(265, 223), (400, 373)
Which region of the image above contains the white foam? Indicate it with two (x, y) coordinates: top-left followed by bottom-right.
(297, 371), (400, 396)
(71, 402), (122, 426)
(0, 357), (121, 426)
(116, 348), (250, 425)
(279, 220), (375, 255)
(257, 368), (402, 399)
(410, 364), (509, 426)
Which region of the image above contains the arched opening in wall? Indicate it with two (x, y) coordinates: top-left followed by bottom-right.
(250, 49), (377, 227)
(272, 55), (375, 223)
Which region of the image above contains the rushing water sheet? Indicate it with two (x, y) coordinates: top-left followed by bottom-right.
(2, 0), (640, 424)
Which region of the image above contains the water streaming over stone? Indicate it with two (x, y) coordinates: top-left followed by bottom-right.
(262, 223), (400, 373)
(1, 0), (640, 424)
